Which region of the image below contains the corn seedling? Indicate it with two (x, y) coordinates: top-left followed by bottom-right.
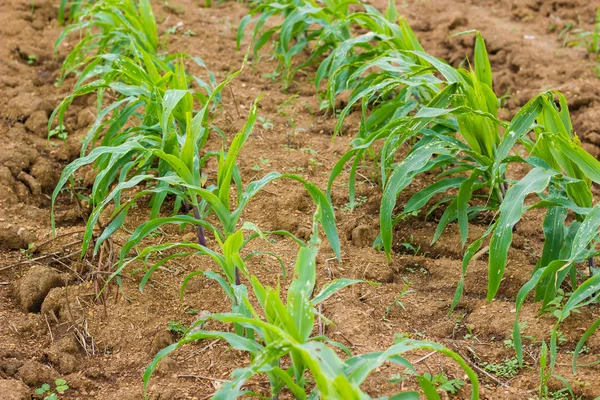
(58, 0), (94, 24)
(144, 219), (479, 399)
(328, 33), (502, 255)
(319, 1), (431, 114)
(66, 96), (340, 314)
(51, 0), (218, 228)
(559, 8), (600, 58)
(238, 0), (367, 88)
(51, 61), (226, 246)
(512, 202), (600, 375)
(55, 0), (159, 82)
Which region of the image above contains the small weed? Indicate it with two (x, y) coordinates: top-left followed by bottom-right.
(262, 71), (280, 82)
(481, 357), (520, 378)
(383, 277), (414, 318)
(559, 9), (600, 57)
(400, 235), (423, 256)
(421, 372), (466, 395)
(258, 116), (274, 130)
(167, 320), (186, 335)
(342, 196), (367, 212)
(464, 324), (477, 341)
(27, 54), (37, 65)
(251, 157), (271, 171)
(299, 147), (317, 155)
(20, 243), (35, 259)
(49, 124), (68, 140)
(184, 306), (198, 315)
(165, 22), (183, 35)
(35, 379), (69, 400)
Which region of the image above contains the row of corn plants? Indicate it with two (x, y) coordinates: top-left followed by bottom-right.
(238, 0), (600, 384)
(146, 216), (480, 399)
(51, 0), (480, 398)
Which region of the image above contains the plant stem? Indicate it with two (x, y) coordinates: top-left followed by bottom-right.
(192, 206), (207, 246)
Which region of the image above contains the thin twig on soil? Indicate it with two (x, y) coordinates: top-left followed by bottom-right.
(184, 339), (220, 361)
(472, 245), (490, 261)
(177, 374), (229, 383)
(34, 229), (94, 251)
(0, 243), (81, 272)
(334, 330), (356, 348)
(228, 86), (241, 119)
(413, 351), (437, 365)
(44, 314), (54, 343)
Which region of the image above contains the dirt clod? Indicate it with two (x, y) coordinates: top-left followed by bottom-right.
(30, 158), (59, 193)
(149, 330), (175, 356)
(47, 335), (81, 374)
(0, 226), (36, 251)
(7, 92), (42, 121)
(24, 109), (48, 136)
(16, 360), (58, 387)
(0, 379), (30, 400)
(351, 225), (375, 247)
(13, 266), (63, 312)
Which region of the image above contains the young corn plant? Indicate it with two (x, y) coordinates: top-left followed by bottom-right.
(328, 33), (505, 254)
(512, 202), (600, 376)
(237, 0), (355, 88)
(58, 0), (94, 24)
(144, 218), (480, 399)
(51, 60), (223, 240)
(559, 8), (600, 58)
(55, 0), (159, 83)
(72, 97), (340, 295)
(53, 0), (218, 126)
(455, 90), (600, 306)
(318, 1), (432, 115)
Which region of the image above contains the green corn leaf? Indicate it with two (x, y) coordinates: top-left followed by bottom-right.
(451, 222), (495, 313)
(559, 273), (600, 323)
(217, 98), (260, 210)
(51, 142), (145, 234)
(287, 244), (318, 342)
(404, 177), (466, 215)
(417, 376), (441, 400)
(551, 134), (600, 185)
(457, 169), (483, 247)
(495, 95), (542, 167)
(139, 252), (190, 293)
(573, 318), (600, 374)
(381, 142), (451, 259)
(569, 204), (600, 260)
(473, 33), (492, 87)
(312, 279), (363, 305)
(144, 329), (263, 392)
(488, 168), (555, 300)
(236, 15), (252, 50)
(534, 205), (568, 301)
(432, 198), (457, 244)
(513, 260), (569, 364)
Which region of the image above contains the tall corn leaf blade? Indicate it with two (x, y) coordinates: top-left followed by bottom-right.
(381, 142), (451, 259)
(488, 168), (555, 300)
(287, 244), (318, 342)
(534, 205), (567, 301)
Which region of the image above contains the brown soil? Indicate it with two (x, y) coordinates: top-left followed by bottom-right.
(1, 0), (600, 399)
